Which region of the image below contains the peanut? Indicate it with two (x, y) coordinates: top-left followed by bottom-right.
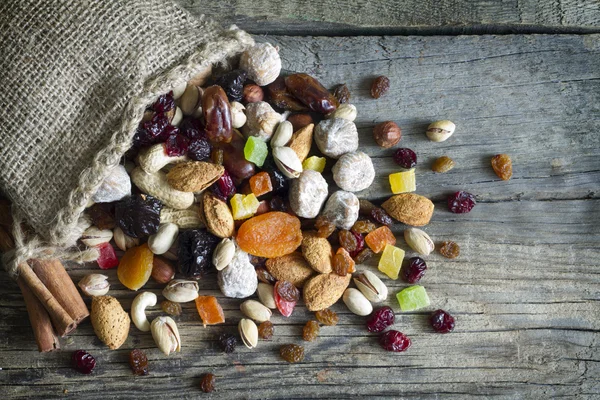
(130, 167), (194, 210)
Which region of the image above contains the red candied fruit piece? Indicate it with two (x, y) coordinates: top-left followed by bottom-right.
(96, 242), (119, 270)
(274, 283), (297, 317)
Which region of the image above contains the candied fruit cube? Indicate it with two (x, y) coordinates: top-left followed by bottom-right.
(302, 156), (326, 173)
(244, 136), (268, 167)
(117, 244), (154, 290)
(96, 242), (119, 270)
(230, 193), (260, 220)
(389, 169), (416, 194)
(396, 285), (430, 311)
(249, 172), (273, 197)
(195, 296), (225, 326)
(365, 226), (396, 253)
(378, 244), (404, 280)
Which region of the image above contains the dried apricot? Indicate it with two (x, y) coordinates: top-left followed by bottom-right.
(365, 226), (397, 254)
(249, 171), (273, 197)
(117, 243), (154, 291)
(195, 296), (225, 326)
(236, 212), (303, 258)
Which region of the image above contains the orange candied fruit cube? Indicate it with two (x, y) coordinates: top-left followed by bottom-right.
(365, 226), (397, 253)
(249, 172), (273, 197)
(195, 296), (225, 326)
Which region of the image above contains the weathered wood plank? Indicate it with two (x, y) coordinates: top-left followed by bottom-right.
(1, 34), (599, 399)
(177, 0), (600, 34)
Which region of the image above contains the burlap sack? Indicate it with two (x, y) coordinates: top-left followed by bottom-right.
(0, 0), (254, 276)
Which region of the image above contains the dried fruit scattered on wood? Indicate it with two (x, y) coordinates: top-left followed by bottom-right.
(491, 153), (513, 180)
(432, 156), (455, 173)
(178, 229), (219, 279)
(370, 76), (390, 98)
(280, 344), (305, 363)
(302, 320), (320, 341)
(439, 240), (460, 258)
(315, 308), (338, 326)
(447, 191), (476, 214)
(332, 83), (351, 104)
(129, 349), (149, 376)
(200, 373), (216, 393)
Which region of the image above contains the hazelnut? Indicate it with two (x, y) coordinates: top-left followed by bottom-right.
(373, 121), (401, 148)
(151, 256), (176, 284)
(287, 113), (313, 131)
(243, 84), (264, 103)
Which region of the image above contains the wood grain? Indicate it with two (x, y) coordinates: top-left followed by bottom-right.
(1, 34), (599, 398)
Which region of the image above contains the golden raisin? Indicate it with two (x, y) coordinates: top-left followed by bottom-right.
(315, 215), (336, 238)
(432, 156), (455, 173)
(491, 154), (513, 180)
(333, 83), (351, 104)
(338, 230), (358, 253)
(200, 373), (216, 393)
(302, 320), (320, 341)
(236, 212), (303, 258)
(258, 321), (274, 339)
(280, 344), (305, 363)
(371, 76), (390, 99)
(332, 247), (355, 276)
(352, 220), (377, 234)
(315, 309), (338, 326)
(161, 300), (182, 316)
(439, 241), (460, 259)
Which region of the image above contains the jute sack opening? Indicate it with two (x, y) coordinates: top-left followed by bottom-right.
(0, 0), (254, 277)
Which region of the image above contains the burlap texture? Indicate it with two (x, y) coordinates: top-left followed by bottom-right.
(0, 1), (254, 256)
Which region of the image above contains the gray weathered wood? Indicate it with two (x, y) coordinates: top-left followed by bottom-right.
(1, 34), (599, 398)
(177, 0), (600, 34)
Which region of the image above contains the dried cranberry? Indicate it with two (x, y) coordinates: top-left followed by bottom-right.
(133, 113), (168, 146)
(448, 191), (476, 213)
(158, 124), (179, 142)
(179, 118), (206, 140)
(214, 69), (248, 103)
(349, 230), (365, 258)
(379, 330), (411, 352)
(188, 138), (212, 161)
(366, 306), (395, 333)
(393, 148), (417, 169)
(401, 257), (427, 284)
(210, 170), (236, 201)
(115, 194), (162, 238)
(72, 350), (96, 374)
(152, 91), (175, 113)
(178, 229), (220, 278)
(431, 309), (455, 333)
(370, 207), (393, 226)
(165, 133), (190, 157)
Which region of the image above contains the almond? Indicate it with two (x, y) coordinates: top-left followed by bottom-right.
(202, 192), (235, 238)
(288, 123), (314, 162)
(301, 231), (332, 274)
(166, 161), (224, 192)
(265, 252), (314, 288)
(303, 272), (351, 311)
(91, 296), (130, 350)
(381, 193), (434, 226)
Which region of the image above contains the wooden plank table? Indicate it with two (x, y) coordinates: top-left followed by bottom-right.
(1, 3), (599, 399)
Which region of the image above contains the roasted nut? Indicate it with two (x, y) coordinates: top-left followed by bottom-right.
(353, 271), (388, 303)
(166, 161), (224, 193)
(202, 192), (235, 238)
(239, 42), (281, 86)
(265, 252), (314, 288)
(243, 84), (264, 103)
(343, 288), (373, 316)
(288, 123), (314, 162)
(212, 238), (235, 271)
(373, 121), (401, 148)
(230, 101), (247, 129)
(131, 167), (194, 210)
(240, 300), (272, 323)
(78, 274), (110, 297)
(326, 103), (357, 122)
(238, 318), (259, 349)
(270, 120), (293, 148)
(426, 120), (456, 142)
(242, 101), (282, 141)
(131, 292), (157, 332)
(151, 256), (176, 284)
(289, 170), (328, 218)
(81, 226), (113, 247)
(303, 273), (351, 312)
(91, 296), (130, 350)
(162, 279), (199, 303)
(314, 118), (358, 159)
(151, 316), (181, 355)
(137, 143), (188, 174)
(332, 151), (375, 193)
(382, 193), (435, 226)
(273, 146), (303, 179)
(148, 223), (179, 255)
(160, 206), (204, 229)
(301, 231), (332, 274)
(257, 282), (277, 309)
(404, 228), (434, 256)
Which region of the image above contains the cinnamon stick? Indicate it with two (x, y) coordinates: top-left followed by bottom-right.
(30, 258), (89, 324)
(17, 262), (76, 336)
(17, 278), (60, 352)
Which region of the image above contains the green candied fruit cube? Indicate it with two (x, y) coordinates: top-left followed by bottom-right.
(244, 136), (268, 167)
(378, 244), (405, 280)
(302, 156), (326, 173)
(396, 285), (430, 311)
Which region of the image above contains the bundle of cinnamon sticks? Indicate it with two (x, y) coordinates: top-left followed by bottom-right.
(0, 198), (89, 352)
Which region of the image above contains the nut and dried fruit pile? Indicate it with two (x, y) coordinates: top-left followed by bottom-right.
(73, 41), (513, 383)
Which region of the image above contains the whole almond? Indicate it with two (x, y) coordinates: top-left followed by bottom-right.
(288, 123), (314, 162)
(303, 273), (351, 312)
(266, 252), (314, 288)
(166, 161), (224, 192)
(202, 192), (235, 238)
(381, 193), (434, 226)
(301, 231), (332, 274)
(91, 296), (130, 350)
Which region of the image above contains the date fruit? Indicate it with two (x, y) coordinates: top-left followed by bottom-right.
(284, 73), (338, 114)
(202, 85), (233, 143)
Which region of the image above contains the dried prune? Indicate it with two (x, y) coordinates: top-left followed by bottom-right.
(200, 373), (216, 393)
(268, 196), (288, 212)
(72, 350), (96, 374)
(284, 73), (338, 114)
(393, 148), (417, 169)
(366, 306), (395, 333)
(87, 203), (115, 230)
(267, 167), (289, 195)
(129, 349), (149, 376)
(258, 321), (274, 339)
(276, 280), (300, 302)
(161, 300), (182, 316)
(401, 257), (427, 284)
(202, 85), (233, 143)
(280, 344), (305, 363)
(178, 229), (220, 279)
(152, 91), (175, 113)
(371, 76), (390, 99)
(214, 69), (248, 102)
(332, 83), (351, 104)
(379, 330), (411, 352)
(439, 241), (460, 258)
(491, 153), (513, 180)
(448, 191), (476, 214)
(115, 194), (162, 238)
(179, 117), (205, 140)
(431, 309), (455, 333)
(188, 138), (212, 161)
(218, 333), (237, 353)
(370, 207), (393, 226)
(315, 309), (338, 326)
(302, 320), (320, 341)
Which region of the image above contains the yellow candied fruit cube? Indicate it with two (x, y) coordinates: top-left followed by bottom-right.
(230, 193), (260, 220)
(378, 244), (405, 280)
(302, 156), (326, 173)
(389, 169), (416, 194)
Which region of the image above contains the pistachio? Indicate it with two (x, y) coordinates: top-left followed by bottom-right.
(326, 103), (357, 122)
(151, 316), (181, 355)
(257, 282), (276, 309)
(113, 227), (139, 251)
(240, 300), (272, 323)
(353, 271), (388, 303)
(78, 274), (110, 297)
(404, 228), (435, 255)
(162, 279), (199, 303)
(179, 84), (201, 116)
(212, 238), (235, 271)
(273, 146), (303, 179)
(270, 120), (293, 148)
(426, 120), (456, 142)
(231, 101), (247, 129)
(148, 223), (179, 255)
(238, 318), (259, 349)
(80, 226), (113, 247)
(342, 288), (373, 316)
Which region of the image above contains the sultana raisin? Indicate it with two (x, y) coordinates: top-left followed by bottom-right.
(161, 300), (182, 316)
(302, 320), (320, 342)
(276, 280), (300, 302)
(129, 349), (149, 376)
(491, 154), (513, 180)
(351, 220), (377, 234)
(332, 83), (351, 104)
(332, 248), (355, 276)
(258, 321), (274, 339)
(280, 344), (305, 363)
(353, 247), (375, 264)
(370, 207), (393, 226)
(256, 267), (276, 284)
(200, 373), (216, 393)
(315, 309), (339, 326)
(315, 215), (336, 238)
(432, 156), (455, 173)
(371, 76), (390, 99)
(439, 241), (460, 258)
(338, 230), (358, 254)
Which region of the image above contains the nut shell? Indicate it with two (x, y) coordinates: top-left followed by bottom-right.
(202, 193), (235, 238)
(166, 161), (225, 193)
(332, 151), (375, 193)
(301, 231), (332, 274)
(288, 124), (314, 162)
(373, 121), (401, 148)
(426, 120), (455, 142)
(91, 296), (130, 350)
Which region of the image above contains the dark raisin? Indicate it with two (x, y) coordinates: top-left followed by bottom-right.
(401, 257), (427, 284)
(280, 344), (305, 363)
(258, 321), (274, 339)
(268, 169), (289, 195)
(178, 229), (220, 278)
(366, 306), (395, 333)
(72, 350), (96, 374)
(379, 330), (411, 352)
(256, 267), (276, 284)
(315, 309), (338, 326)
(439, 241), (460, 258)
(302, 320), (320, 341)
(431, 309), (456, 333)
(448, 191), (476, 213)
(332, 83), (351, 104)
(188, 138), (212, 161)
(214, 69), (248, 102)
(200, 373), (216, 393)
(179, 118), (206, 140)
(115, 194), (162, 238)
(276, 280), (300, 302)
(371, 207), (393, 226)
(165, 133), (190, 157)
(218, 333), (237, 353)
(393, 148), (417, 169)
(371, 76), (390, 99)
(152, 91), (175, 113)
(87, 203), (115, 230)
(129, 349), (149, 376)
